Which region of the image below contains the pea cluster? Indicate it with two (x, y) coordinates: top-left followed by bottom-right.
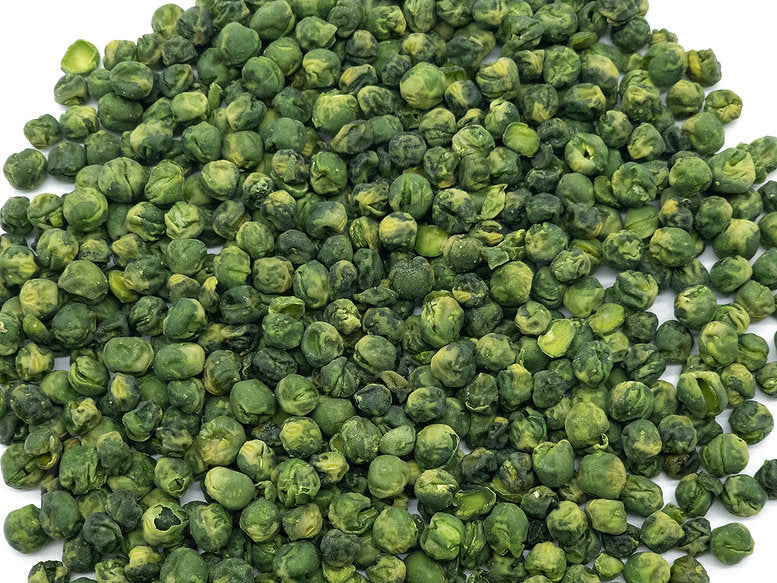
(1, 1), (777, 583)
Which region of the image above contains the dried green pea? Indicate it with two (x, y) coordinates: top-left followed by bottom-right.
(4, 504), (49, 554)
(729, 400), (774, 444)
(710, 522), (754, 565)
(4, 150), (48, 191)
(623, 552), (671, 583)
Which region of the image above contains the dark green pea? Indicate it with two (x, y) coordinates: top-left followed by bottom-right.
(4, 505), (49, 554)
(729, 400), (774, 444)
(710, 522), (754, 565)
(755, 459), (777, 499)
(4, 150), (47, 191)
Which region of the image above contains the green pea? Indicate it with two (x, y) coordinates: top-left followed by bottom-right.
(710, 522), (754, 565)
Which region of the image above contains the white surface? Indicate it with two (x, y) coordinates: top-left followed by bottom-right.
(0, 1), (776, 581)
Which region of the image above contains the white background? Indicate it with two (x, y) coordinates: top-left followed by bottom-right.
(0, 1), (775, 581)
